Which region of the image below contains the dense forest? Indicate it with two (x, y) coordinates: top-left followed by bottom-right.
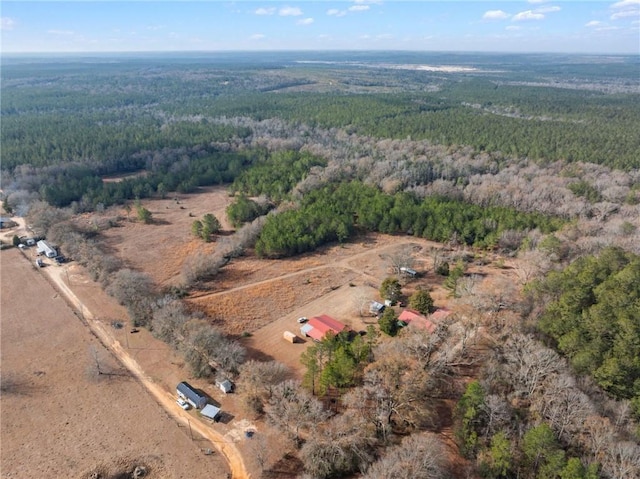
(254, 181), (562, 257)
(2, 52), (639, 479)
(532, 247), (640, 412)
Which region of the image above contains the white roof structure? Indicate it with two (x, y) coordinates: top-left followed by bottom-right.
(200, 404), (221, 420)
(217, 379), (233, 394)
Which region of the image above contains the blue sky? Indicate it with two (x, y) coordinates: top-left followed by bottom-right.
(1, 1), (638, 54)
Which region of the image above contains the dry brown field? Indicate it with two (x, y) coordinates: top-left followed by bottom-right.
(0, 248), (230, 478)
(99, 186), (518, 378)
(1, 185), (520, 478)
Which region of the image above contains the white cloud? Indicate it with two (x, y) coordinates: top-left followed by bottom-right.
(610, 0), (640, 20)
(279, 6), (303, 17)
(611, 9), (639, 19)
(506, 25), (521, 31)
(48, 29), (75, 35)
(1, 17), (15, 31)
(535, 6), (561, 13)
(483, 10), (510, 20)
(254, 7), (276, 16)
(249, 33), (266, 40)
(349, 5), (370, 12)
(354, 0), (382, 4)
(612, 0), (640, 8)
(327, 9), (347, 17)
(528, 0), (549, 3)
(297, 17), (314, 25)
(512, 10), (545, 21)
(585, 20), (604, 27)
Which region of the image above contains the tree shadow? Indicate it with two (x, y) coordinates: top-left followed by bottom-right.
(0, 372), (46, 397)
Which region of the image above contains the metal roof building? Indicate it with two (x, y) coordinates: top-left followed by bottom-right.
(200, 404), (221, 421)
(300, 314), (348, 341)
(36, 240), (57, 258)
(176, 381), (207, 409)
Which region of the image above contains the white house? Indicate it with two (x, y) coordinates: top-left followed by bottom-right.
(36, 240), (57, 258)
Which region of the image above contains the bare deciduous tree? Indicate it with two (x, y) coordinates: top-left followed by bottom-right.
(500, 334), (563, 398)
(362, 432), (448, 479)
(264, 380), (328, 444)
(382, 244), (417, 276)
(106, 269), (155, 327)
(300, 410), (376, 479)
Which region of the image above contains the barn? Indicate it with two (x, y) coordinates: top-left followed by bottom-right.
(176, 381), (207, 409)
(300, 314), (348, 341)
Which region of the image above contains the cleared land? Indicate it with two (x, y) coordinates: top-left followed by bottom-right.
(1, 186), (520, 477)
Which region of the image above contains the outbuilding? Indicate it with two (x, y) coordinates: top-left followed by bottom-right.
(369, 301), (385, 316)
(400, 266), (418, 277)
(200, 404), (221, 421)
(216, 379), (234, 394)
(176, 381), (207, 409)
(283, 331), (300, 343)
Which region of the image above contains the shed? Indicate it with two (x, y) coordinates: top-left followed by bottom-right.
(176, 381), (207, 409)
(369, 301), (385, 316)
(216, 379), (234, 394)
(200, 404), (221, 421)
(400, 266), (418, 277)
(283, 331), (299, 343)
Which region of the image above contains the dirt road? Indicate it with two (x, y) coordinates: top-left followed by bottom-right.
(43, 264), (251, 479)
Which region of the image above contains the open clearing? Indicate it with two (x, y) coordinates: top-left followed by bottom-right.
(1, 185), (520, 477)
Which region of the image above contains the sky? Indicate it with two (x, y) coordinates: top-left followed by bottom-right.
(1, 1), (638, 54)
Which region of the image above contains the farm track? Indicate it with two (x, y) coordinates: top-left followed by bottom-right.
(190, 238), (422, 300)
(39, 260), (251, 479)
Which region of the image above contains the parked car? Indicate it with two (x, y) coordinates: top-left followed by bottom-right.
(176, 397), (190, 410)
(297, 317), (308, 324)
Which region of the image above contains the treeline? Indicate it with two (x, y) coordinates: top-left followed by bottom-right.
(190, 86), (640, 169)
(36, 148), (255, 208)
(255, 181), (563, 257)
(229, 149), (326, 202)
(531, 246), (640, 416)
(1, 110), (251, 171)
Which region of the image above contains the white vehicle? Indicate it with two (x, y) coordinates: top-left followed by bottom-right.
(297, 317), (308, 324)
(176, 397), (190, 410)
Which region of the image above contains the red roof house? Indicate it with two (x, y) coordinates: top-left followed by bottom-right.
(300, 314), (348, 341)
(430, 308), (452, 322)
(398, 309), (436, 333)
